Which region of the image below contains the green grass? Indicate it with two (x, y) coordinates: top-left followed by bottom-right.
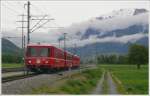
(100, 64), (148, 94)
(2, 63), (24, 68)
(110, 71), (126, 94)
(61, 68), (102, 94)
(32, 85), (64, 94)
(32, 67), (103, 94)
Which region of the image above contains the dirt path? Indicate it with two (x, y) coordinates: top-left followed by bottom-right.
(92, 71), (119, 94)
(107, 71), (118, 94)
(92, 71), (105, 94)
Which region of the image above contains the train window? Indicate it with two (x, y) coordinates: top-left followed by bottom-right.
(39, 48), (50, 57)
(28, 48), (37, 57)
(61, 52), (65, 59)
(55, 49), (58, 58)
(55, 49), (64, 59)
(67, 54), (72, 60)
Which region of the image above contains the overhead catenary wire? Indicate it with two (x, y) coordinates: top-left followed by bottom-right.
(3, 1), (65, 47)
(17, 1), (25, 9)
(31, 4), (44, 14)
(30, 15), (48, 31)
(6, 1), (25, 12)
(31, 3), (51, 17)
(2, 2), (21, 14)
(3, 36), (22, 38)
(17, 1), (27, 14)
(1, 2), (25, 29)
(16, 1), (56, 45)
(29, 2), (64, 33)
(30, 19), (51, 33)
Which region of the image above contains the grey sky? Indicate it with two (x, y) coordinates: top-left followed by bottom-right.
(1, 1), (149, 32)
(1, 0), (149, 48)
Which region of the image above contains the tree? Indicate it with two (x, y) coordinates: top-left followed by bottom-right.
(2, 53), (22, 63)
(117, 55), (128, 64)
(128, 44), (148, 69)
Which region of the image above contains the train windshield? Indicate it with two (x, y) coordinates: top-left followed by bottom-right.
(40, 48), (50, 57)
(28, 48), (37, 57)
(27, 47), (50, 57)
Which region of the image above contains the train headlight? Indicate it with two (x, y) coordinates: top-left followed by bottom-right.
(28, 60), (31, 64)
(36, 59), (41, 64)
(45, 60), (49, 64)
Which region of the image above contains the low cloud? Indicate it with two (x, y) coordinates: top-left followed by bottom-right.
(66, 33), (148, 48)
(2, 11), (149, 48)
(54, 12), (148, 40)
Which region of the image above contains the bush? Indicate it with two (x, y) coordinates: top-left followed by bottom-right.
(2, 53), (22, 63)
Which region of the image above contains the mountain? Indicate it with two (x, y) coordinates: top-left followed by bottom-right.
(68, 36), (148, 58)
(2, 38), (21, 55)
(2, 8), (148, 59)
(63, 8), (149, 57)
(96, 8), (148, 20)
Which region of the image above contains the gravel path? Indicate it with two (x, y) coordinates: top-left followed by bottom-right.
(2, 69), (80, 94)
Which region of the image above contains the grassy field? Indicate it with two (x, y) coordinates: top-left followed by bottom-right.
(2, 63), (24, 68)
(32, 67), (103, 94)
(100, 64), (148, 94)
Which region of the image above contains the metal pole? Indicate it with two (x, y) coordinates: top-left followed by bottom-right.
(59, 39), (60, 48)
(95, 40), (98, 65)
(21, 14), (25, 75)
(64, 33), (67, 51)
(23, 35), (26, 75)
(21, 14), (24, 50)
(64, 33), (67, 65)
(27, 1), (30, 44)
(24, 35), (26, 50)
(74, 44), (77, 54)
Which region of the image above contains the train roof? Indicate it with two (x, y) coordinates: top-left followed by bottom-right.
(53, 46), (80, 57)
(27, 43), (53, 47)
(27, 43), (80, 57)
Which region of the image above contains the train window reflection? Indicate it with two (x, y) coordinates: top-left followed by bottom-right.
(28, 48), (37, 57)
(28, 47), (50, 57)
(40, 48), (50, 57)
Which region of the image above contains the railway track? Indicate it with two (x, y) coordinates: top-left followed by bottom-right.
(2, 73), (40, 83)
(2, 67), (25, 73)
(2, 65), (97, 94)
(2, 65), (96, 83)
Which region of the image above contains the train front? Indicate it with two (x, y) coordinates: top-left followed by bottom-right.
(25, 44), (53, 72)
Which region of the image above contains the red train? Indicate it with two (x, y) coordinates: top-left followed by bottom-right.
(25, 44), (80, 72)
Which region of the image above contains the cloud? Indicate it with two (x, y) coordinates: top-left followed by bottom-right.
(58, 12), (148, 38)
(66, 33), (148, 48)
(2, 11), (148, 48)
(49, 12), (148, 47)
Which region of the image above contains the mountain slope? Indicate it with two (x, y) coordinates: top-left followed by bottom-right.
(2, 38), (21, 54)
(63, 8), (149, 57)
(68, 36), (148, 58)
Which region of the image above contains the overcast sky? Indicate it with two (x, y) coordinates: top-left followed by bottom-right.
(1, 0), (149, 32)
(1, 0), (149, 48)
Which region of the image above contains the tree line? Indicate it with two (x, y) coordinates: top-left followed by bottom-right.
(2, 44), (148, 69)
(96, 44), (148, 69)
(2, 53), (23, 63)
(97, 54), (128, 64)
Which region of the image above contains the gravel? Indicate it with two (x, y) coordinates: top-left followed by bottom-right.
(2, 69), (81, 94)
